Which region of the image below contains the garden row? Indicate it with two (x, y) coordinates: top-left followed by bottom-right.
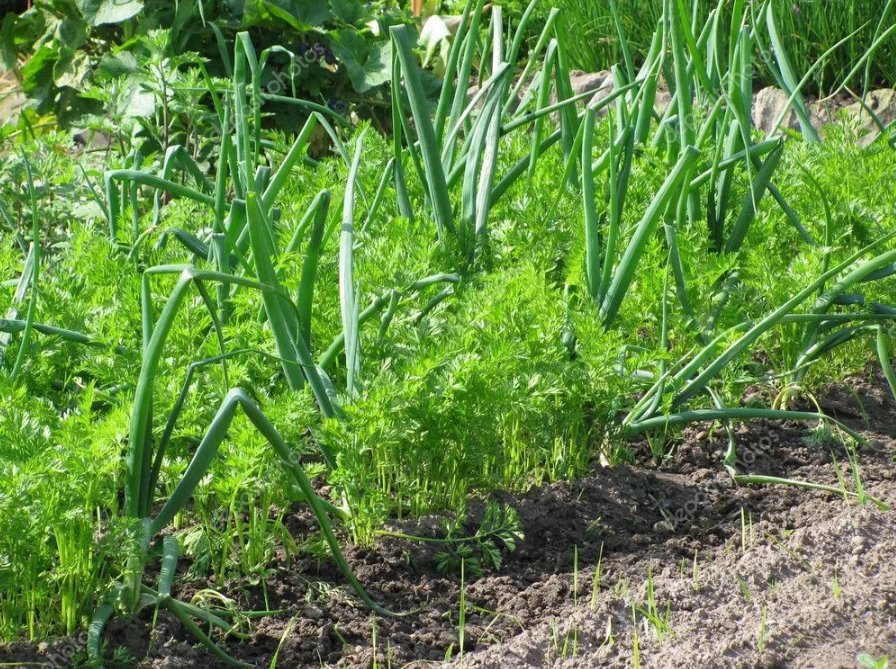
(0, 0), (894, 665)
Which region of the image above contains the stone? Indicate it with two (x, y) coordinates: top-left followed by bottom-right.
(466, 81), (523, 113)
(568, 69), (612, 97)
(547, 70), (612, 110)
(588, 79), (615, 111)
(654, 88), (673, 115)
(842, 88), (896, 145)
(303, 605), (324, 620)
(751, 86), (802, 134)
(72, 129), (114, 150)
(0, 69), (27, 126)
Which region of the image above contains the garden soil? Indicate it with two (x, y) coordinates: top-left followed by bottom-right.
(2, 367), (895, 668)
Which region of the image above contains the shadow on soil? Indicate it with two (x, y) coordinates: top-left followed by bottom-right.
(2, 368), (895, 668)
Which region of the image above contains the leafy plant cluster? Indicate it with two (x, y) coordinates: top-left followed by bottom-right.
(433, 501), (524, 577)
(552, 0), (896, 94)
(2, 0), (406, 128)
(0, 0), (895, 664)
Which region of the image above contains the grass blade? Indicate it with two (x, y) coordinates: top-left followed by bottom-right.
(296, 190), (330, 350)
(724, 141), (783, 253)
(391, 25), (456, 239)
(581, 107), (599, 301)
(11, 153), (40, 380)
(876, 326), (896, 402)
(601, 146), (700, 327)
(674, 244), (896, 407)
(341, 130), (368, 396)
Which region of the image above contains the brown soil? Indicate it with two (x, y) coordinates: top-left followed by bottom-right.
(2, 369), (895, 669)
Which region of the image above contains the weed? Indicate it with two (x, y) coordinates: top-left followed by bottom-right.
(378, 501), (523, 578)
(740, 508), (755, 553)
(858, 654), (890, 669)
(590, 543), (605, 610)
(635, 568), (674, 642)
(735, 574), (753, 603)
(458, 560), (467, 664)
(758, 606), (768, 653)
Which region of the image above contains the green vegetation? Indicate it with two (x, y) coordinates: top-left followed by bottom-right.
(858, 654), (890, 669)
(0, 0), (894, 664)
(2, 0), (404, 127)
(552, 0), (896, 94)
